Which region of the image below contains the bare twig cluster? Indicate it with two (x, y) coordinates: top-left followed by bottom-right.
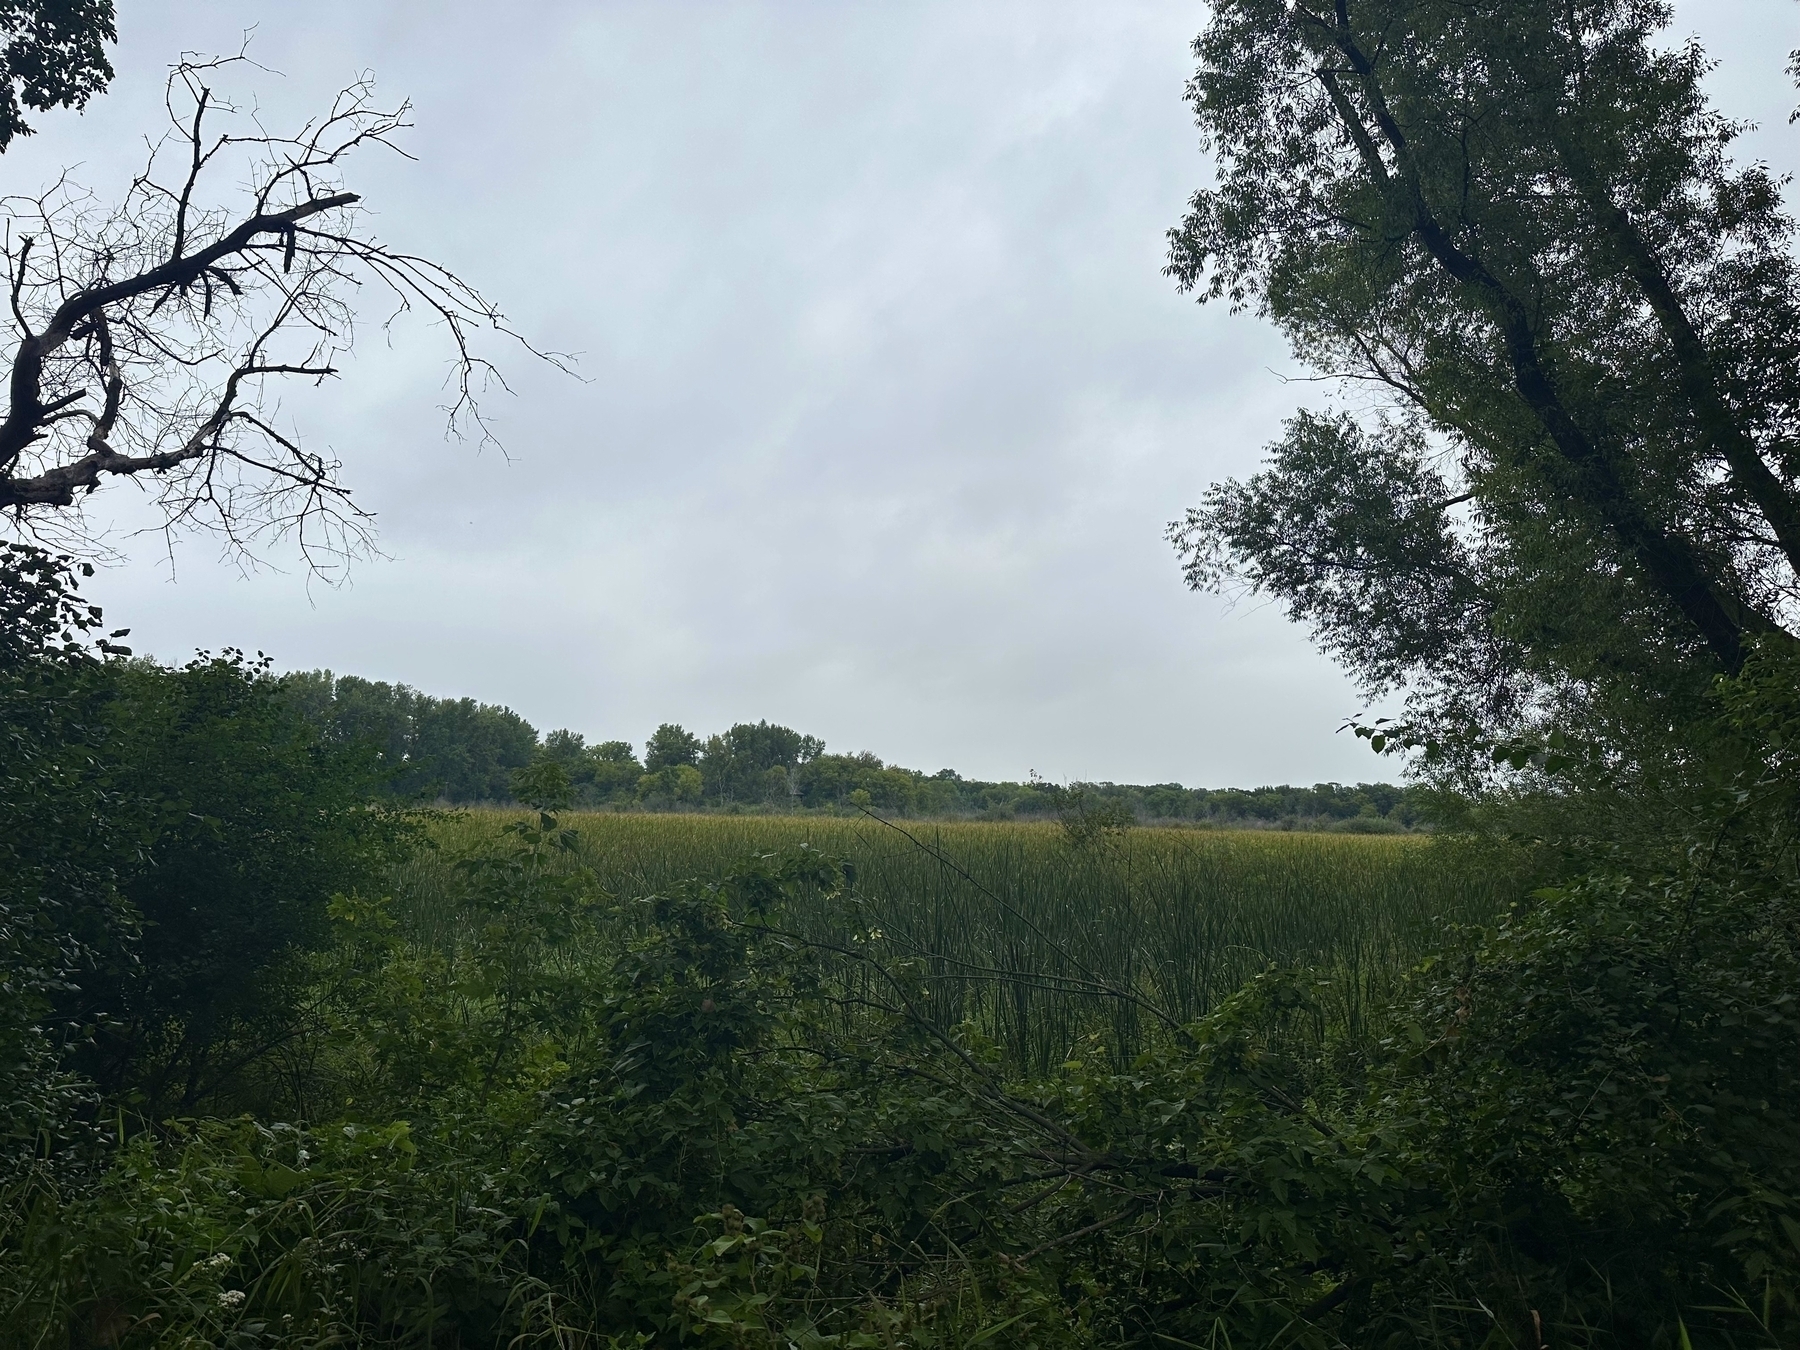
(0, 54), (559, 570)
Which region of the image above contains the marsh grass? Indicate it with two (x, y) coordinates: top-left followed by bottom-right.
(391, 811), (1524, 1070)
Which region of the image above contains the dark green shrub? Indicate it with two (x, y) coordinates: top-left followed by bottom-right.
(64, 653), (416, 1115)
(0, 543), (129, 1182)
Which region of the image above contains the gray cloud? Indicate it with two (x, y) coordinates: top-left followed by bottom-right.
(10, 0), (1796, 784)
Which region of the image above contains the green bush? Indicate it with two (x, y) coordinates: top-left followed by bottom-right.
(0, 543), (129, 1185)
(65, 654), (417, 1116)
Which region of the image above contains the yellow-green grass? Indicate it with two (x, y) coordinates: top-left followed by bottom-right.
(391, 811), (1526, 1069)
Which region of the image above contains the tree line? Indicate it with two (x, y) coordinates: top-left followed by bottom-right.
(283, 668), (1422, 828)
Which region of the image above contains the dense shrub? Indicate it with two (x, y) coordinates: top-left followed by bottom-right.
(59, 655), (414, 1115)
(0, 543), (128, 1185)
(7, 793), (1794, 1347)
(3, 548), (419, 1136)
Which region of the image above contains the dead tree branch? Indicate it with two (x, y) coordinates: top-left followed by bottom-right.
(0, 53), (565, 570)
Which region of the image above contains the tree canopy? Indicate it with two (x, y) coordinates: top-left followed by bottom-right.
(0, 1), (114, 152)
(284, 670), (540, 803)
(1168, 0), (1800, 751)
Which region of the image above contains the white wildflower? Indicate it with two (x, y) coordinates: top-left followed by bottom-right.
(217, 1289), (246, 1310)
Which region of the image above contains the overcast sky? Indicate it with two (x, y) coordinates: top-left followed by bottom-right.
(5, 0), (1795, 785)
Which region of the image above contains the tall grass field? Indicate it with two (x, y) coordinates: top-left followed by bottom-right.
(392, 810), (1523, 1070)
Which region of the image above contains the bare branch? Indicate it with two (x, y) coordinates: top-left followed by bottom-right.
(0, 53), (563, 573)
(169, 81), (208, 262)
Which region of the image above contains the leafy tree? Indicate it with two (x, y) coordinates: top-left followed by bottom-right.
(587, 739), (644, 800)
(539, 727), (587, 766)
(286, 671), (538, 803)
(698, 721), (824, 804)
(644, 722), (703, 772)
(0, 1), (115, 153)
(1167, 0), (1800, 755)
(539, 729), (643, 805)
(793, 750), (931, 812)
(293, 684), (1432, 822)
(638, 762), (704, 805)
(409, 694), (539, 802)
(0, 0), (128, 1137)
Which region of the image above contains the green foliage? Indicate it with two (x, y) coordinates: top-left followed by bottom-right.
(511, 757), (575, 814)
(20, 8), (1800, 1341)
(9, 783), (1791, 1347)
(3, 1117), (544, 1348)
(1376, 873), (1799, 1336)
(1178, 411), (1512, 728)
(0, 1), (115, 153)
(319, 792), (604, 1119)
(7, 636), (1797, 1343)
(1168, 0), (1800, 755)
(638, 762), (705, 805)
(400, 813), (1504, 1072)
(0, 542), (127, 1180)
(645, 722), (703, 772)
(1, 556), (423, 1139)
(4, 839), (1086, 1348)
(698, 721), (824, 804)
(67, 654), (416, 1115)
(540, 729), (645, 805)
(284, 670), (539, 803)
(1032, 780), (1136, 847)
(292, 666), (1425, 825)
